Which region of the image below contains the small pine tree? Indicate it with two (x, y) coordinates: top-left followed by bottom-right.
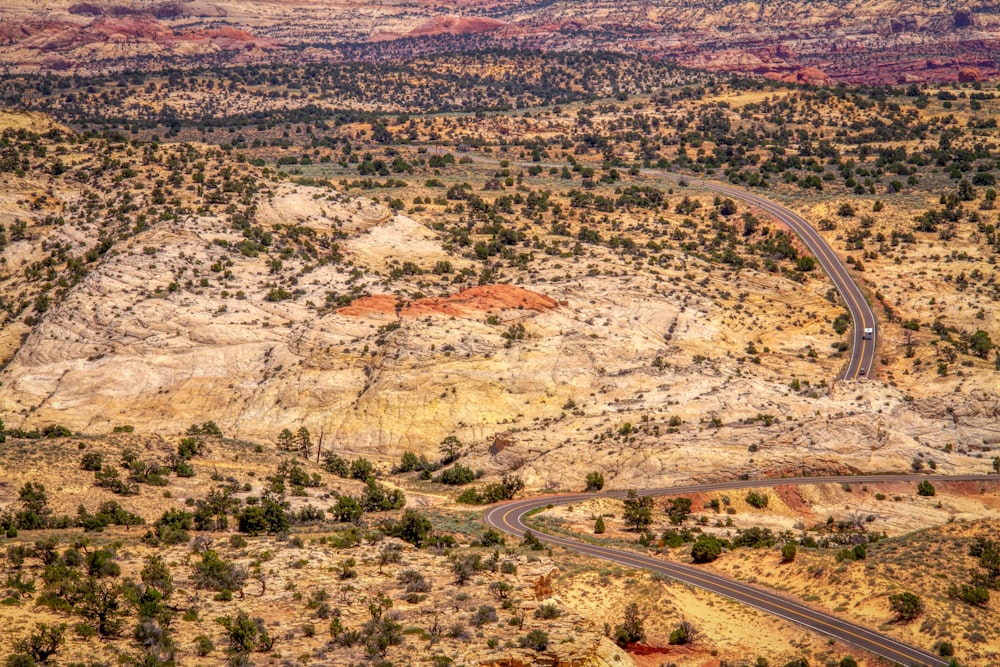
(594, 516), (605, 534)
(295, 427), (312, 454)
(888, 591), (924, 621)
(585, 471), (605, 491)
(276, 429), (295, 451)
(612, 602), (645, 646)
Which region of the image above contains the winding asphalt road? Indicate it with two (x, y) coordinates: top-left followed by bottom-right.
(467, 163), (985, 664)
(486, 475), (998, 667)
(456, 149), (877, 379)
(649, 172), (878, 381)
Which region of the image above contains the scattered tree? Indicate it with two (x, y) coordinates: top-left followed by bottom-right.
(623, 490), (653, 531)
(585, 471), (605, 491)
(612, 602), (645, 646)
(888, 591), (924, 622)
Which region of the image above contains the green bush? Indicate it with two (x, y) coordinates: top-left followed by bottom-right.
(456, 476), (524, 505)
(385, 510), (433, 546)
(888, 591), (924, 621)
(521, 530), (544, 551)
(668, 620), (697, 645)
(192, 550), (246, 594)
(435, 464), (476, 486)
(194, 634), (214, 656)
(781, 543), (797, 563)
(917, 480), (936, 497)
(953, 584), (989, 607)
(691, 535), (723, 563)
(745, 490), (769, 509)
(80, 452), (102, 471)
(623, 490), (653, 531)
(585, 471), (604, 491)
(13, 622), (65, 663)
(519, 629), (549, 651)
(612, 602), (645, 646)
(731, 526), (775, 548)
(534, 603), (561, 620)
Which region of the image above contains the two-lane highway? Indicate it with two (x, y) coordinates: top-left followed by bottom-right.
(456, 148), (877, 380)
(460, 155), (978, 665)
(486, 475), (998, 667)
(646, 172), (878, 381)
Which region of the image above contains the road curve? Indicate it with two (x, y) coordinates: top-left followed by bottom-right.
(485, 474), (998, 667)
(462, 150), (976, 663)
(647, 172), (877, 381)
(455, 150), (876, 380)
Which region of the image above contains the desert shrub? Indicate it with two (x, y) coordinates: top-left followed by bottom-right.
(395, 451), (438, 475)
(612, 602), (645, 646)
(521, 530), (544, 551)
(191, 550), (246, 594)
(385, 510), (433, 546)
(187, 422), (222, 437)
(236, 495), (289, 535)
(177, 437), (204, 460)
(361, 479), (405, 512)
(951, 584), (989, 607)
(13, 622), (65, 663)
(519, 629), (549, 651)
(745, 491), (769, 509)
(398, 569), (430, 593)
(80, 453), (102, 471)
(888, 591), (924, 621)
(194, 635), (214, 656)
(623, 490), (653, 530)
(585, 471), (604, 491)
(332, 496), (363, 524)
(731, 526), (775, 548)
(456, 476), (524, 505)
(349, 457), (375, 481)
(93, 468), (138, 496)
(691, 535), (723, 563)
(668, 620), (698, 645)
(666, 497), (693, 524)
(85, 550), (121, 578)
(321, 453), (349, 477)
(435, 464), (476, 486)
(534, 603), (562, 619)
(471, 605), (497, 627)
(478, 528), (506, 547)
(217, 611), (273, 654)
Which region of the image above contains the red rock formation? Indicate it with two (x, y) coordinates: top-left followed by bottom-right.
(782, 66), (832, 86)
(337, 285), (558, 319)
(959, 66), (983, 82)
(489, 432), (515, 456)
(406, 15), (506, 38)
(172, 26), (280, 50)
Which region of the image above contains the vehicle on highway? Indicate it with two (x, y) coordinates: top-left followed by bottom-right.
(863, 327), (874, 340)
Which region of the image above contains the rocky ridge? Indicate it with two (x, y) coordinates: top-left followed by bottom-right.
(0, 0), (998, 83)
